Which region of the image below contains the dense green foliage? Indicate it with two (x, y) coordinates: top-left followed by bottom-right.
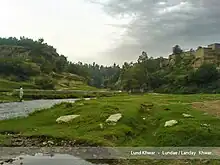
(104, 51), (220, 94)
(1, 36), (220, 93)
(0, 37), (120, 89)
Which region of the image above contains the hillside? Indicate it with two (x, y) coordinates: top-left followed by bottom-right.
(106, 44), (220, 94)
(0, 37), (100, 91)
(1, 37), (220, 95)
(0, 37), (122, 93)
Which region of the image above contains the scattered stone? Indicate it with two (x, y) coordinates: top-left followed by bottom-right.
(143, 117), (146, 120)
(43, 142), (47, 145)
(35, 153), (43, 156)
(202, 160), (210, 164)
(139, 103), (154, 113)
(48, 141), (54, 145)
(93, 154), (98, 158)
(99, 123), (104, 129)
(151, 93), (159, 95)
(182, 113), (193, 118)
(4, 158), (15, 163)
(201, 124), (210, 127)
(56, 115), (80, 123)
(106, 113), (122, 125)
(164, 120), (178, 127)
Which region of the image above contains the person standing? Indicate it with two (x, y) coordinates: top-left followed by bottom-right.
(19, 86), (23, 102)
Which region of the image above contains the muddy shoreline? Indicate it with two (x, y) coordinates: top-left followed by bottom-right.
(0, 133), (120, 165)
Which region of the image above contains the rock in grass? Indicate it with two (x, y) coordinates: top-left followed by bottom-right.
(201, 124), (210, 127)
(182, 113), (193, 118)
(106, 113), (122, 125)
(56, 115), (80, 123)
(164, 120), (178, 127)
(139, 103), (154, 113)
(99, 123), (104, 129)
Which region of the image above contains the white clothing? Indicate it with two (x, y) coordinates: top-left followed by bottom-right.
(19, 87), (23, 99)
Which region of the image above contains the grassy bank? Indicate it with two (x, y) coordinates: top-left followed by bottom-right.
(0, 76), (103, 102)
(0, 88), (119, 103)
(1, 94), (220, 164)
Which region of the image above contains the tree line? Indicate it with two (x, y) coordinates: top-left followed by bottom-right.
(1, 37), (220, 93)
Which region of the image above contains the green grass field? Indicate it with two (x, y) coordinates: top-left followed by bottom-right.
(1, 94), (220, 164)
(0, 79), (38, 92)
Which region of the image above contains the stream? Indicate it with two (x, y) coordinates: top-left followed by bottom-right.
(0, 98), (108, 165)
(0, 98), (91, 120)
(1, 154), (107, 165)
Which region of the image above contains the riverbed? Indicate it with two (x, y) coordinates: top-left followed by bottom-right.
(0, 98), (90, 120)
(1, 154), (107, 165)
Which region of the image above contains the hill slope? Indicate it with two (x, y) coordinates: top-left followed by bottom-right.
(0, 37), (95, 91)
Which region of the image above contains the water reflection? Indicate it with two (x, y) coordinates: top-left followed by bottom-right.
(1, 154), (107, 165)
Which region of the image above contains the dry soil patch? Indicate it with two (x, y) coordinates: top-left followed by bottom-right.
(192, 100), (220, 117)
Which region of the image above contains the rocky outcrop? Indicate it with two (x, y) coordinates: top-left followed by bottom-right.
(0, 45), (30, 58)
(164, 120), (178, 127)
(56, 115), (80, 123)
(182, 113), (193, 118)
(106, 113), (122, 125)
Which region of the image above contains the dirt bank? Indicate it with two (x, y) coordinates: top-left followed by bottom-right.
(192, 100), (220, 117)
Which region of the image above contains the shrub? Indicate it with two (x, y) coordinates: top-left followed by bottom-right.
(34, 77), (55, 90)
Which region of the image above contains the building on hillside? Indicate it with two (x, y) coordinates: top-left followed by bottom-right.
(192, 43), (220, 69)
(159, 43), (220, 69)
(208, 43), (220, 50)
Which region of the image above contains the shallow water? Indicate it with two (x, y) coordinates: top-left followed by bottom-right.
(0, 98), (90, 120)
(1, 154), (107, 165)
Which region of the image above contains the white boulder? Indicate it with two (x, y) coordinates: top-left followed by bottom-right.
(164, 120), (178, 127)
(106, 113), (122, 125)
(201, 124), (210, 127)
(56, 115), (80, 123)
(182, 113), (193, 118)
(99, 123), (104, 129)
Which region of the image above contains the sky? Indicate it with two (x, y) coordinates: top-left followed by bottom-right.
(1, 0), (220, 65)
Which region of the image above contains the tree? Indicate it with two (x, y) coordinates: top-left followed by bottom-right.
(138, 51), (148, 63)
(189, 64), (219, 85)
(38, 38), (44, 44)
(173, 45), (183, 55)
(35, 77), (55, 89)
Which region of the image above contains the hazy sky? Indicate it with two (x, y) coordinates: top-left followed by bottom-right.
(1, 0), (220, 65)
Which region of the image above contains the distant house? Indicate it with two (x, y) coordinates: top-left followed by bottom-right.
(208, 43), (220, 50)
(193, 43), (220, 69)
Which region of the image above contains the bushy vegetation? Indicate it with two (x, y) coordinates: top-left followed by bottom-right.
(105, 50), (220, 94)
(1, 37), (220, 94)
(34, 76), (56, 90)
(0, 37), (120, 90)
